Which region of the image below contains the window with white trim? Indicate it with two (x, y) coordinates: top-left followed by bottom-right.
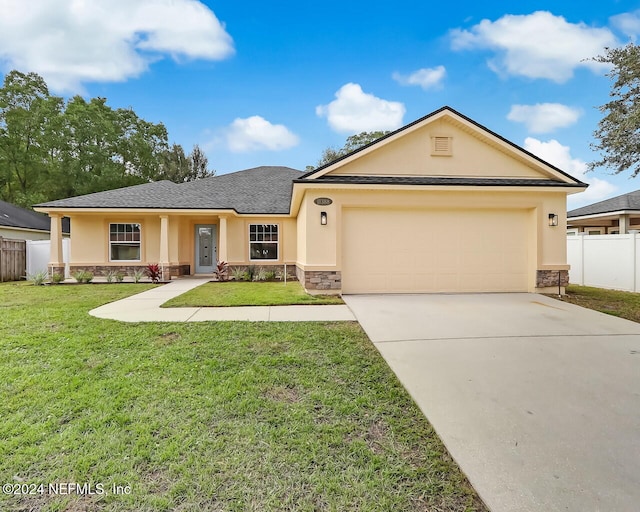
(249, 224), (278, 260)
(109, 223), (141, 261)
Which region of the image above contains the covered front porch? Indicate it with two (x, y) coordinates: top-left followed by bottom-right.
(46, 209), (297, 281)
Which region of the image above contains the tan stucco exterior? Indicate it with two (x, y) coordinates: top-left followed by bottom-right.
(61, 211), (296, 272)
(36, 108), (585, 293)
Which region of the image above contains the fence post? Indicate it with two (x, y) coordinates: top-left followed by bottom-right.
(578, 232), (585, 286)
(633, 232), (638, 292)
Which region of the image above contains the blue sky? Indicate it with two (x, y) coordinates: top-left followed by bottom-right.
(2, 1), (640, 208)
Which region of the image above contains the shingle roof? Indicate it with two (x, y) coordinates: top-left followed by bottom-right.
(0, 200), (70, 233)
(300, 176), (584, 187)
(568, 189), (640, 218)
(36, 167), (304, 214)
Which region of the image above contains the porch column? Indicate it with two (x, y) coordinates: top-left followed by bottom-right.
(218, 215), (228, 262)
(49, 214), (64, 277)
(159, 215), (170, 280)
(619, 214), (630, 234)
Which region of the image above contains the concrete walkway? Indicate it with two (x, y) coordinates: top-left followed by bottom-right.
(344, 293), (640, 512)
(89, 277), (356, 322)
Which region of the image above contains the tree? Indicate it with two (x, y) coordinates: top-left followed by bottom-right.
(188, 144), (214, 181)
(314, 130), (390, 168)
(0, 70), (64, 206)
(0, 69), (207, 206)
(590, 44), (640, 177)
(155, 143), (215, 183)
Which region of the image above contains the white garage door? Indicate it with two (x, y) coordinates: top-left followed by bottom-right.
(342, 208), (531, 293)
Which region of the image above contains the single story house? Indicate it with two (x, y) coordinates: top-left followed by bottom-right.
(567, 190), (640, 235)
(35, 106), (587, 294)
(0, 199), (70, 241)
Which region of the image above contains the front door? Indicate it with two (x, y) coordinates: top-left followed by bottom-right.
(195, 224), (217, 274)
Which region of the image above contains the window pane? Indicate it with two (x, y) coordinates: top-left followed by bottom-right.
(111, 243), (141, 261)
(250, 242), (277, 260)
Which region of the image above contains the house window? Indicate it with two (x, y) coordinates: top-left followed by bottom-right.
(110, 223), (141, 261)
(249, 224), (278, 260)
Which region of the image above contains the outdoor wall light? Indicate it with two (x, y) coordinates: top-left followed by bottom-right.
(548, 213), (559, 227)
(320, 211), (328, 225)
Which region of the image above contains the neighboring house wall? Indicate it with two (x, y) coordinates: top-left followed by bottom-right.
(0, 227), (53, 241)
(567, 233), (640, 292)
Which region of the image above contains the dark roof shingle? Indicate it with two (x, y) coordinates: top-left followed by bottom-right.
(568, 189), (640, 217)
(302, 176), (584, 187)
(36, 167), (303, 214)
(0, 200), (69, 233)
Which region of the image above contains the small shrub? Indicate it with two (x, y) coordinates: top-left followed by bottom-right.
(230, 267), (246, 281)
(214, 261), (229, 282)
(254, 267), (267, 281)
(275, 268), (284, 281)
(145, 263), (162, 284)
(264, 270), (276, 281)
(28, 270), (49, 286)
(132, 269), (145, 283)
(115, 272), (125, 283)
(246, 265), (257, 282)
(51, 272), (65, 284)
(72, 270), (93, 284)
(105, 270), (117, 283)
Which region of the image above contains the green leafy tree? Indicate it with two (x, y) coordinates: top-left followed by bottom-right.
(156, 143), (215, 183)
(590, 43), (640, 177)
(0, 71), (64, 206)
(314, 130), (390, 168)
(0, 69), (205, 206)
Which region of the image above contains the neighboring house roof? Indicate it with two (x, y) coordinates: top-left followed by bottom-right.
(36, 166), (304, 214)
(568, 190), (640, 218)
(0, 199), (70, 233)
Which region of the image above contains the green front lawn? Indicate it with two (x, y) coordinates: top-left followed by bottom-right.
(554, 284), (640, 323)
(162, 280), (344, 307)
(0, 282), (486, 511)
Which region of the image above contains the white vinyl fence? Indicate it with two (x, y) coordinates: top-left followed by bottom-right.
(567, 233), (640, 292)
(26, 239), (71, 278)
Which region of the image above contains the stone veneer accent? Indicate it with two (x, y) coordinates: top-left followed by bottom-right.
(48, 265), (65, 278)
(296, 266), (341, 292)
(70, 264), (190, 278)
(536, 269), (569, 288)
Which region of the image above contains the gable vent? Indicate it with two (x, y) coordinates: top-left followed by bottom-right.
(431, 136), (452, 156)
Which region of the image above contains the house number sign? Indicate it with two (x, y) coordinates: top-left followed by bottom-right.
(314, 197), (333, 206)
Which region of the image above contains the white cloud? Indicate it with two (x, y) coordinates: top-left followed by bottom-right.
(450, 11), (617, 82)
(316, 83), (406, 134)
(225, 116), (299, 153)
(610, 11), (640, 40)
(0, 0), (234, 92)
(507, 103), (582, 133)
(392, 66), (446, 90)
(524, 137), (616, 205)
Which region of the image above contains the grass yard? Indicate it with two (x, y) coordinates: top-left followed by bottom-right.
(553, 284), (640, 323)
(0, 282), (486, 512)
(162, 280), (344, 307)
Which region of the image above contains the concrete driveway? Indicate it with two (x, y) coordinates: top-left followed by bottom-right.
(343, 293), (640, 512)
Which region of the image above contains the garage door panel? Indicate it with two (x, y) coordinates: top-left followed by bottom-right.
(342, 208), (530, 293)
